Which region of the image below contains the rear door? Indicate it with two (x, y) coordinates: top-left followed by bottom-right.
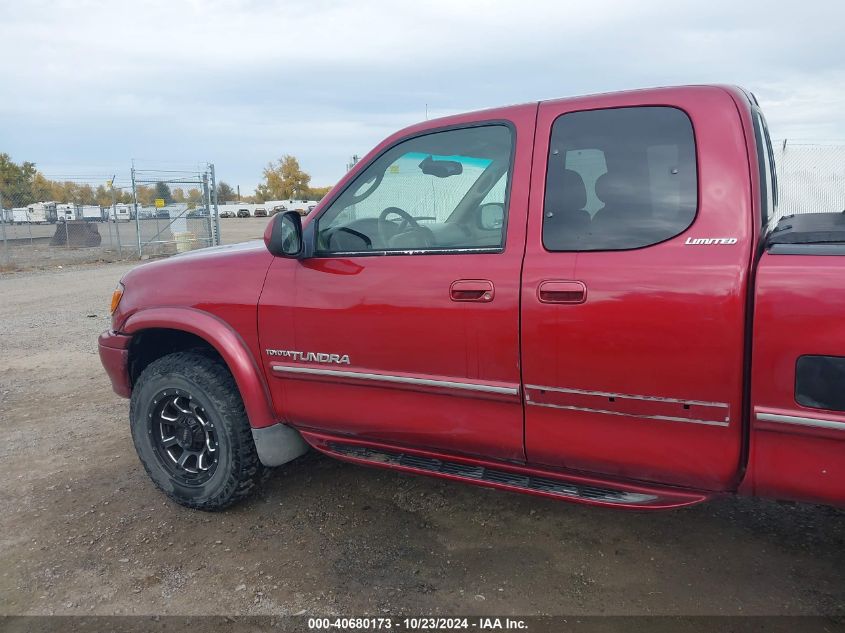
(521, 88), (752, 490)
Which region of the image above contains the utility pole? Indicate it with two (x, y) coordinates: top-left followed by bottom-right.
(131, 164), (142, 258)
(0, 191), (7, 262)
(109, 175), (122, 256)
(209, 164), (220, 246)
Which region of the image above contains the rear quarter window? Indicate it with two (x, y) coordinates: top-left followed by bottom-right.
(796, 355), (845, 412)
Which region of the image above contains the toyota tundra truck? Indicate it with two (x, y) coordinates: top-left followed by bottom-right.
(98, 85), (845, 511)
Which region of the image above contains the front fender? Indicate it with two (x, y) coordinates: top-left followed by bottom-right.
(122, 307), (277, 429)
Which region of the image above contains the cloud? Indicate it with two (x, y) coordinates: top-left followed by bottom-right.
(1, 0), (843, 191)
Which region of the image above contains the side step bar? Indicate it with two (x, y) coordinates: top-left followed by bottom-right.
(301, 432), (709, 510)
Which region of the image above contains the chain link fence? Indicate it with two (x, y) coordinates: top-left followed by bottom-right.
(1, 165), (222, 271)
(0, 175), (136, 270)
(772, 141), (845, 222)
(130, 165), (220, 259)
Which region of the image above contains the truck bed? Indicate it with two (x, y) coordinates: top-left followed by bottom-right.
(747, 216), (845, 504)
(767, 211), (845, 254)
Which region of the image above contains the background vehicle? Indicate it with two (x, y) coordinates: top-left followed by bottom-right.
(264, 199), (314, 216)
(56, 203), (76, 222)
(81, 204), (103, 221)
(100, 85), (845, 512)
(109, 203), (132, 222)
(11, 207), (30, 224)
(218, 203), (239, 218)
(27, 202), (58, 223)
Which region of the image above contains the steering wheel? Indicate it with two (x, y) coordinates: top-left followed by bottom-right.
(378, 206), (420, 244)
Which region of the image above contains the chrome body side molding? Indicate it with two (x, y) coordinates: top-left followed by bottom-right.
(525, 384), (729, 408)
(524, 384), (730, 427)
(756, 411), (845, 432)
(526, 401), (730, 427)
(271, 364), (520, 397)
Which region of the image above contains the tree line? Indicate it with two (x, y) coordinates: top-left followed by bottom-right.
(0, 153), (333, 209)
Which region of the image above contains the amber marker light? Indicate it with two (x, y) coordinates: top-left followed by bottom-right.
(110, 283), (125, 314)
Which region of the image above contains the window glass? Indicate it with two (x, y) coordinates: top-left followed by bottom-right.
(480, 172), (507, 205)
(753, 108), (777, 228)
(543, 107), (698, 251)
(317, 125), (512, 254)
(564, 149), (607, 215)
(796, 355), (845, 412)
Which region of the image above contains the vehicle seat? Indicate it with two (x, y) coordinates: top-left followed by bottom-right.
(543, 169), (591, 244)
(387, 226), (435, 250)
(591, 172), (651, 230)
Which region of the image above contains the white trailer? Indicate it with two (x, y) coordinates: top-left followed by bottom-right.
(27, 202), (58, 223)
(81, 205), (103, 221)
(12, 208), (30, 224)
(109, 204), (131, 222)
(56, 203), (77, 222)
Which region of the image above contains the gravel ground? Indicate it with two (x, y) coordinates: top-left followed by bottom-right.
(0, 259), (843, 618)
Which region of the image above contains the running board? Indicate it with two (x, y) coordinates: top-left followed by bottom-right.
(305, 435), (708, 510)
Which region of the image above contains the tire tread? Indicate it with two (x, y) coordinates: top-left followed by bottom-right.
(129, 350), (265, 511)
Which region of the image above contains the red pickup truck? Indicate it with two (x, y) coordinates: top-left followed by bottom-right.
(99, 85), (845, 511)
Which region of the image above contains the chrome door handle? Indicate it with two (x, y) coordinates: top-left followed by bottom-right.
(450, 279), (495, 302)
(538, 280), (587, 304)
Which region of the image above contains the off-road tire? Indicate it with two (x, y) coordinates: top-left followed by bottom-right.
(129, 350), (266, 511)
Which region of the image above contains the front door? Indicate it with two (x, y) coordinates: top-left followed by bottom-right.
(521, 90), (752, 489)
(259, 112), (535, 461)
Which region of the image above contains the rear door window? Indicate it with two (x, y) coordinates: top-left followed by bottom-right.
(543, 106), (698, 251)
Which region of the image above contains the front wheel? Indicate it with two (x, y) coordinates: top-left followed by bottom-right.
(129, 351), (266, 510)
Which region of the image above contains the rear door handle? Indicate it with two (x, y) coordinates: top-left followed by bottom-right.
(450, 279), (495, 302)
(538, 280), (587, 304)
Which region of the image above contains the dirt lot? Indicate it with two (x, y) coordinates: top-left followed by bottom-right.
(0, 255), (844, 618)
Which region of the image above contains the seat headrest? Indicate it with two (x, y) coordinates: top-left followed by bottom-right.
(547, 168), (587, 212)
(594, 172), (630, 208)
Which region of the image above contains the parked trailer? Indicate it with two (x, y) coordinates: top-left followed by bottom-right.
(56, 203), (77, 222)
(109, 204), (131, 222)
(11, 208), (30, 224)
(26, 202), (58, 224)
(81, 205), (104, 221)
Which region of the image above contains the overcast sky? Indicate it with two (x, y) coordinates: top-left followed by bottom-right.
(1, 0), (843, 193)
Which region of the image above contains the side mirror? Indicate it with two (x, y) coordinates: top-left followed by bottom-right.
(479, 203), (505, 230)
(264, 211), (303, 258)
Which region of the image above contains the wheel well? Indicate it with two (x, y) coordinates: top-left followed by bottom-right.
(128, 328), (224, 386)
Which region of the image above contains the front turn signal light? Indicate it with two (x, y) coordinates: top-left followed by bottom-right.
(110, 283), (124, 315)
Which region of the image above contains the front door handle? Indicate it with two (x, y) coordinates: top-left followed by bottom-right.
(450, 279), (495, 302)
(538, 280), (587, 304)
